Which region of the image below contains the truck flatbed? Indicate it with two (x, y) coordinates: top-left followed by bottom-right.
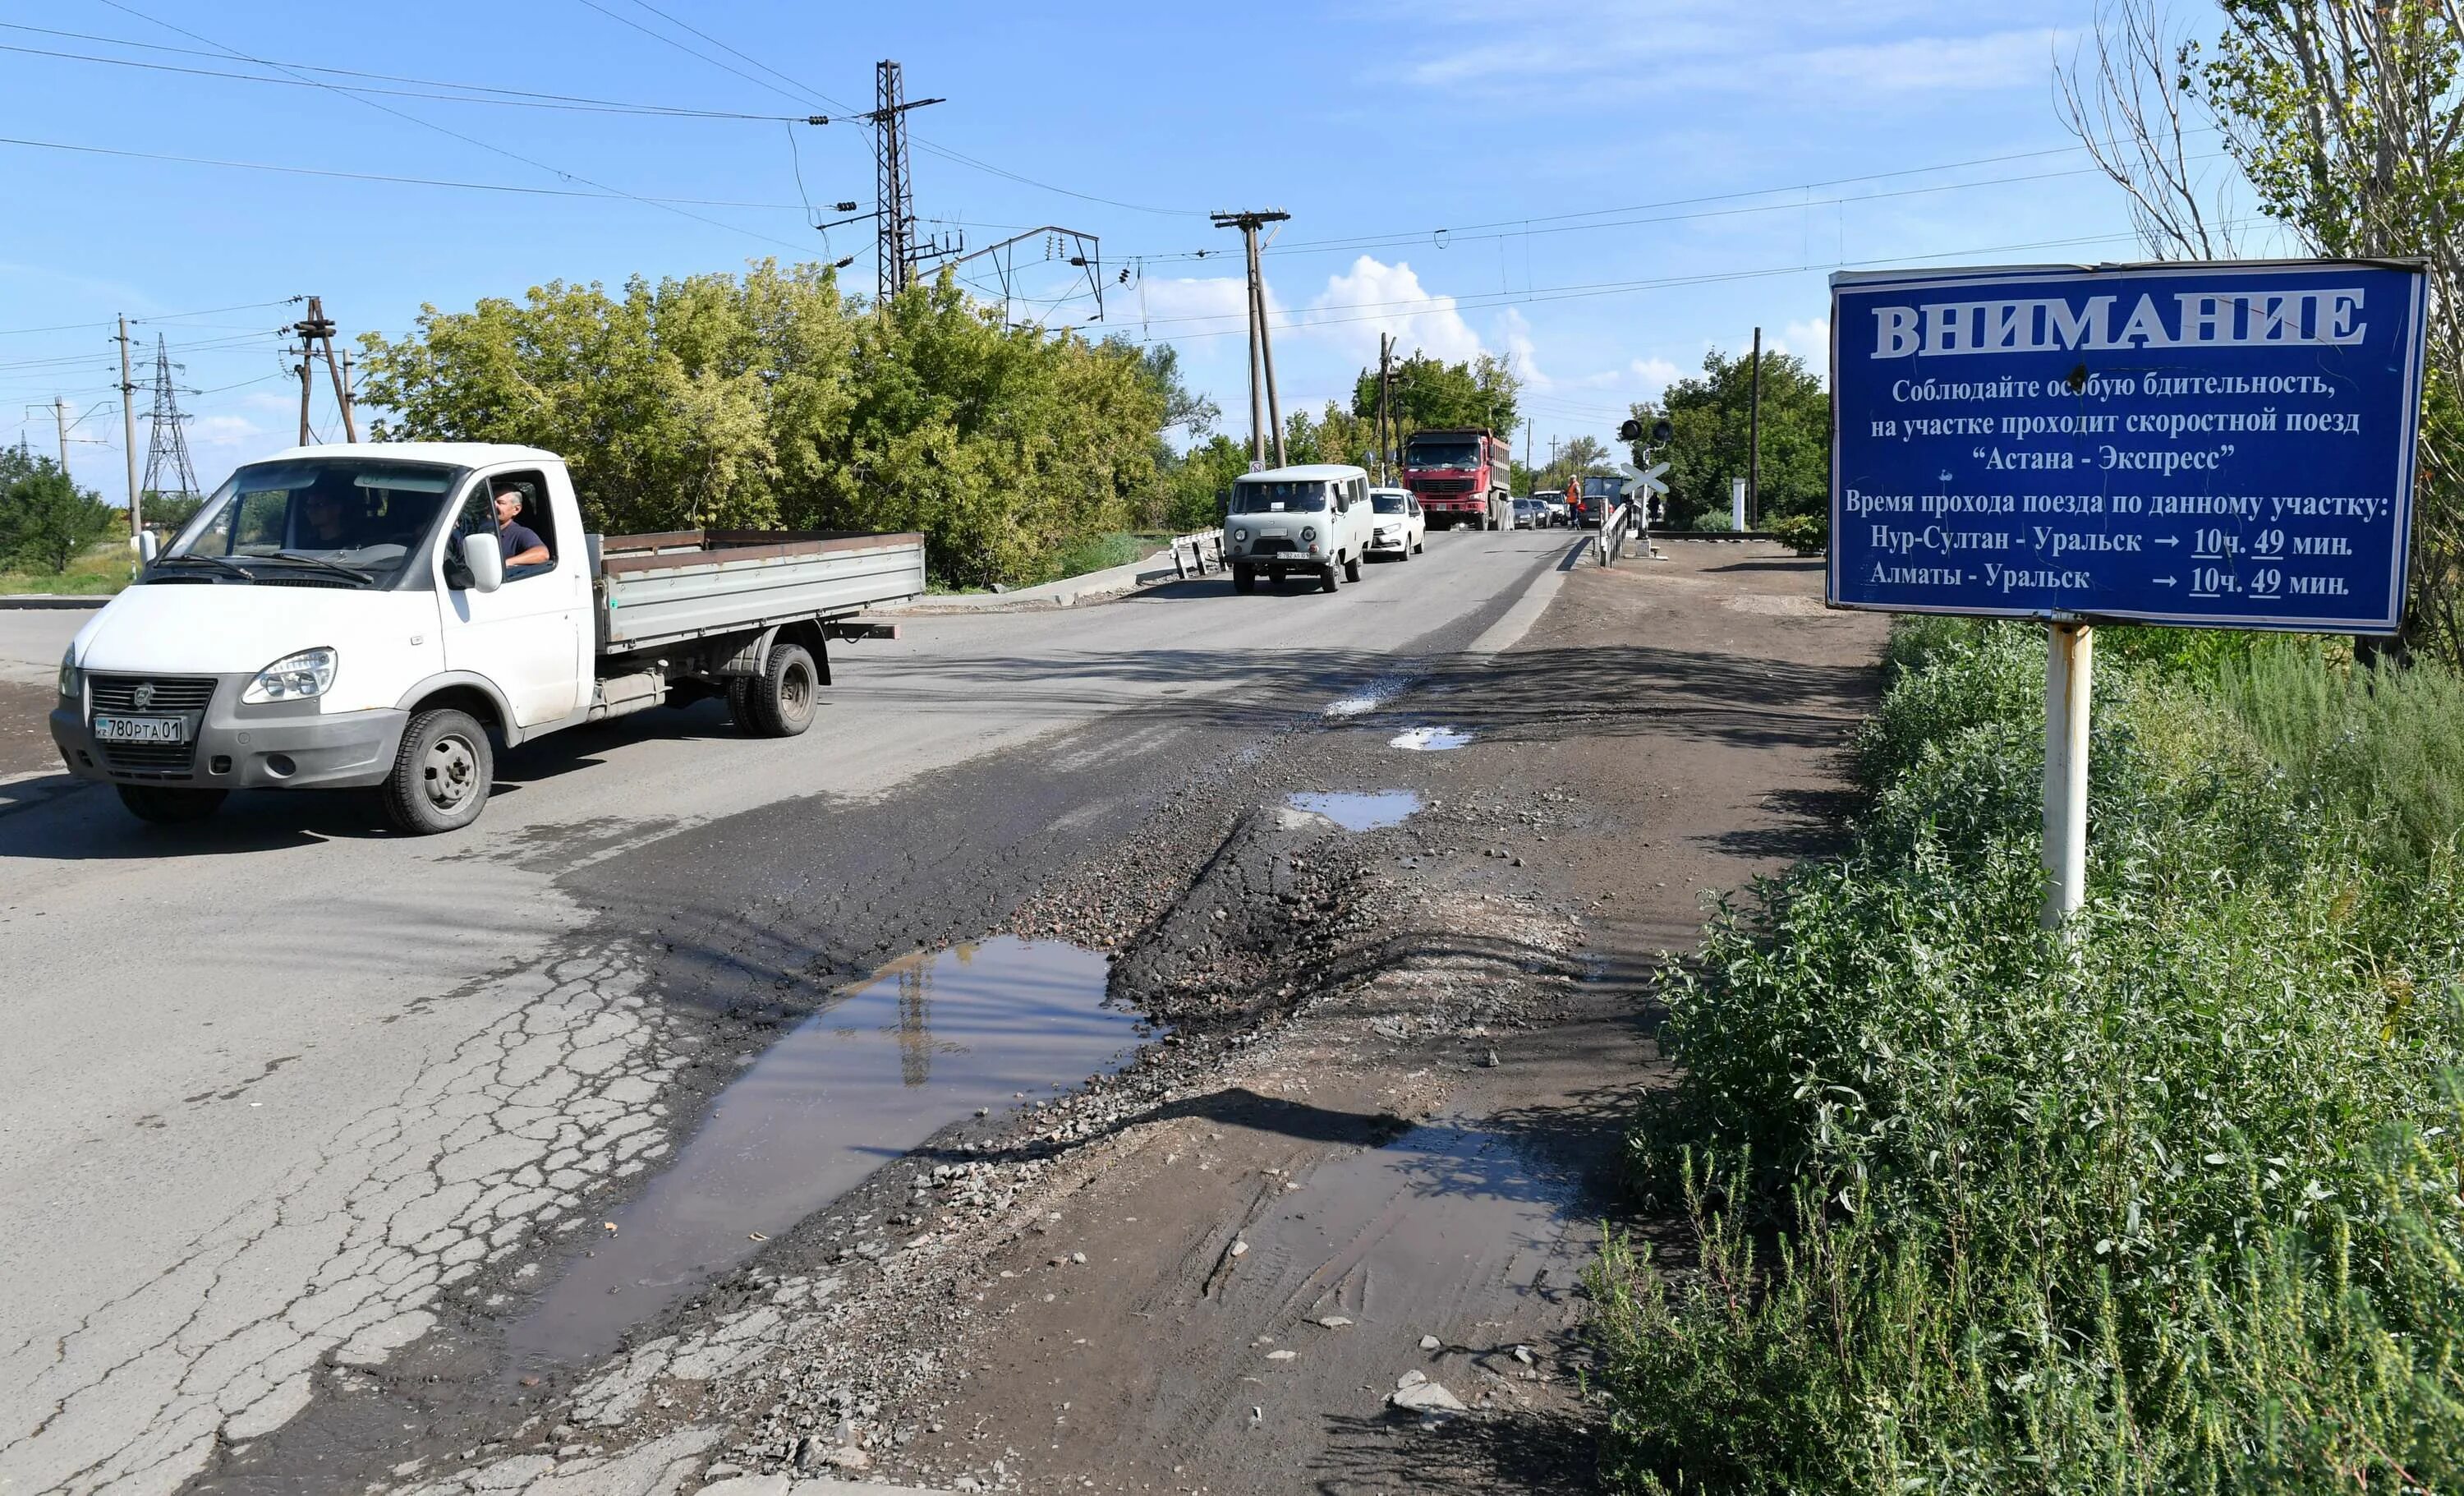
(595, 528), (927, 655)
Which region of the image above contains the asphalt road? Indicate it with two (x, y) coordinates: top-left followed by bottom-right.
(0, 527), (1574, 1496)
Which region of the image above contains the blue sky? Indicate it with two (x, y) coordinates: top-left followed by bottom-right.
(0, 0), (2258, 498)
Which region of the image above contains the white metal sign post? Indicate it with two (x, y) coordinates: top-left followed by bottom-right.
(2043, 620), (2093, 923)
(1827, 260), (2430, 930)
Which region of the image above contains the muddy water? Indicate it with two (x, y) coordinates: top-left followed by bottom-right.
(510, 937), (1147, 1365)
(1287, 789), (1422, 831)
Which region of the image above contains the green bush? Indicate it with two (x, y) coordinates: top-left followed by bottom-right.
(1765, 512), (1825, 555)
(1594, 619), (2464, 1494)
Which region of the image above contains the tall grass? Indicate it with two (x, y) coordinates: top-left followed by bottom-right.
(1593, 619), (2464, 1494)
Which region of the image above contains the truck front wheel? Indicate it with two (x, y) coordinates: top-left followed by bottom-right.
(382, 708), (493, 835)
(116, 785), (226, 825)
(748, 642), (819, 737)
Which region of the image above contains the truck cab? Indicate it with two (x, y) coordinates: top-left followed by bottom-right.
(1400, 428), (1510, 530)
(1223, 464), (1375, 594)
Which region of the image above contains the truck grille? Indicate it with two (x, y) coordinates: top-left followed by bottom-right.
(90, 674), (217, 713)
(90, 674), (214, 779)
(1248, 536), (1297, 555)
(1415, 478), (1474, 495)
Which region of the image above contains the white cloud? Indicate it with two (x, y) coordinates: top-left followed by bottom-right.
(1385, 0), (2062, 101)
(1295, 255), (1483, 366)
(1629, 357), (1681, 398)
(1768, 317), (1830, 359)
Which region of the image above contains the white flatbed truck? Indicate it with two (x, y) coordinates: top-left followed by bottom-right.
(50, 442), (925, 833)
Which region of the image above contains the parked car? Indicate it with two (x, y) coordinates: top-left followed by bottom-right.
(1225, 463), (1377, 593)
(1365, 487), (1426, 559)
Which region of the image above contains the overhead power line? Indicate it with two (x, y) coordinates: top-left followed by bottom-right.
(1122, 219), (2280, 346)
(94, 0), (817, 255)
(572, 0), (1207, 219)
(0, 30), (823, 119)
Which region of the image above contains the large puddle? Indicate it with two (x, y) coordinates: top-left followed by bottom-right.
(1287, 789), (1423, 831)
(510, 937), (1147, 1366)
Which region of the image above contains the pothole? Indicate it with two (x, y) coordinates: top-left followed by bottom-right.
(509, 937), (1149, 1365)
(1388, 725), (1471, 751)
(1285, 789), (1423, 831)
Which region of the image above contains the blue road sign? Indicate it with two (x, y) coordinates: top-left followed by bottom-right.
(1828, 260), (2428, 633)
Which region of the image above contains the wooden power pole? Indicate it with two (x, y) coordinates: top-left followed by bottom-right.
(116, 315), (140, 537)
(1748, 325), (1763, 527)
(1376, 333), (1393, 483)
(1213, 209), (1290, 469)
(292, 297), (356, 442)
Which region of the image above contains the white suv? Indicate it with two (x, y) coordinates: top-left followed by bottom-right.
(1366, 487), (1425, 559)
(1226, 464), (1377, 594)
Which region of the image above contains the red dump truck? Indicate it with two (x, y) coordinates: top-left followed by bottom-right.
(1400, 427), (1511, 531)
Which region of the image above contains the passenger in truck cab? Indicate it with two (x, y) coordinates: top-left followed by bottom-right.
(491, 480), (551, 576)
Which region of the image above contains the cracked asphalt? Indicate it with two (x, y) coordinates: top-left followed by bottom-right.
(0, 528), (1573, 1495)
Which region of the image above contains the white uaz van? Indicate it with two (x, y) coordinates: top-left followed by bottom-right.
(1224, 464), (1375, 594)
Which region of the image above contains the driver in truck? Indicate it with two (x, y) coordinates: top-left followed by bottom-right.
(491, 480), (551, 573)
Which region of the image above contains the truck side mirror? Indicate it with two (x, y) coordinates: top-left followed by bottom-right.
(459, 532), (504, 593)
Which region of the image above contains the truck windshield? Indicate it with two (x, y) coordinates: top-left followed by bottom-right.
(1230, 481), (1328, 513)
(159, 459), (462, 587)
(1405, 440), (1479, 470)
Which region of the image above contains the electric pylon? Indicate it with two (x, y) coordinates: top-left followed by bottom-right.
(140, 335), (201, 509)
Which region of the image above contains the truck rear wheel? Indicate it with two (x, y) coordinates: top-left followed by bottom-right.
(1319, 563), (1340, 593)
(382, 708), (492, 835)
(1232, 564), (1256, 593)
(1343, 554), (1363, 582)
(748, 642), (819, 737)
(116, 784), (226, 825)
(727, 676), (754, 730)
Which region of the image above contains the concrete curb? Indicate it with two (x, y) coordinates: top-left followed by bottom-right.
(880, 551), (1176, 615)
(0, 595), (109, 610)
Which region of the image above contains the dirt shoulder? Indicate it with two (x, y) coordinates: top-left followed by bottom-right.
(304, 542), (1882, 1496)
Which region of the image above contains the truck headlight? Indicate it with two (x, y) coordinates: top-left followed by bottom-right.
(57, 646), (80, 700)
(243, 647), (338, 704)
(1232, 527), (1248, 542)
(1301, 526), (1317, 541)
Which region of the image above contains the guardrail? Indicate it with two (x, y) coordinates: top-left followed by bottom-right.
(1166, 529), (1225, 578)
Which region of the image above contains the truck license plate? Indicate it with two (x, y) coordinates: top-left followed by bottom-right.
(92, 714), (187, 744)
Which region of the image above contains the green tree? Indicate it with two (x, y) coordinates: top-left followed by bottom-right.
(358, 262), (1166, 589)
(1627, 348), (1829, 528)
(1348, 349), (1521, 449)
(0, 448), (117, 573)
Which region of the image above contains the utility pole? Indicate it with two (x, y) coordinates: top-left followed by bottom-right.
(52, 397), (71, 472)
(1523, 417), (1531, 474)
(1213, 209), (1290, 468)
(1748, 325), (1763, 527)
(116, 315), (140, 537)
(1376, 333), (1393, 483)
(293, 341), (313, 445)
(292, 297), (356, 442)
